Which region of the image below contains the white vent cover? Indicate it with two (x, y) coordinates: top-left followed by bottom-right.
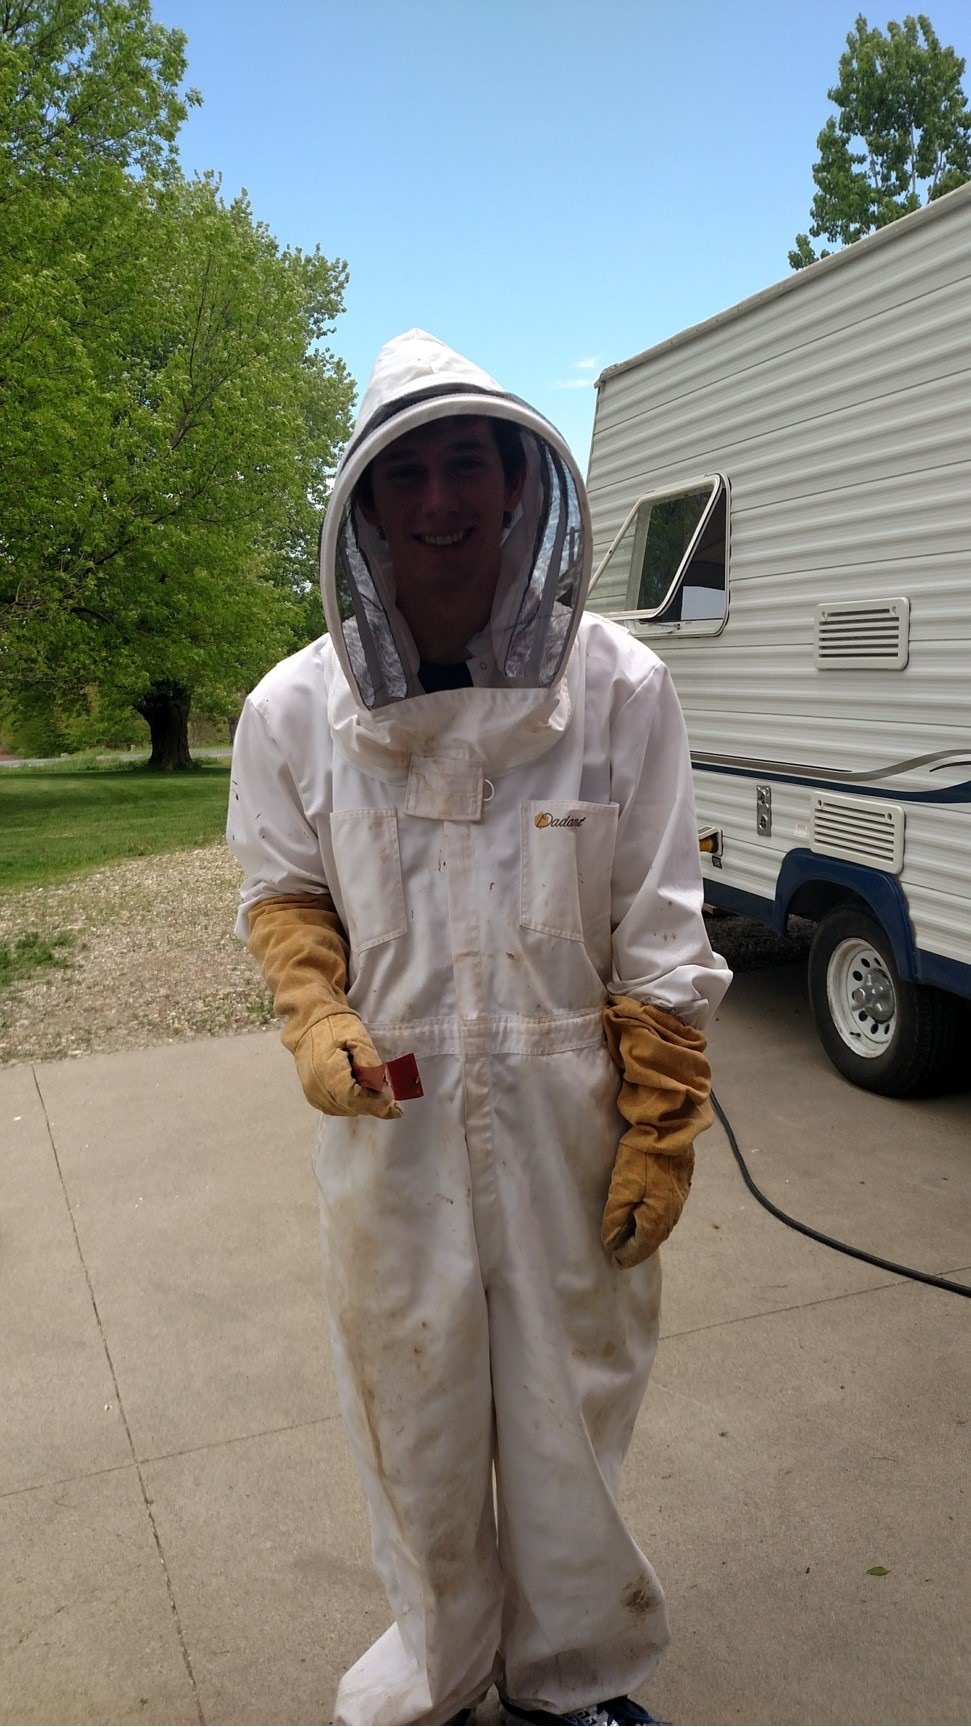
(814, 597), (910, 669)
(811, 793), (905, 874)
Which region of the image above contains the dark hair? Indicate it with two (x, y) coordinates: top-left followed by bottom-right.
(491, 417), (527, 487)
(353, 414), (526, 513)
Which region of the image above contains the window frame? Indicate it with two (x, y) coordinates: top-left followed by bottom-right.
(590, 471), (730, 638)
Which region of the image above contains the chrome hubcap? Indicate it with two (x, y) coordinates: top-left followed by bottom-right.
(827, 938), (897, 1057)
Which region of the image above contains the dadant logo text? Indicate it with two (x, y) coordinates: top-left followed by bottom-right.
(534, 811), (586, 829)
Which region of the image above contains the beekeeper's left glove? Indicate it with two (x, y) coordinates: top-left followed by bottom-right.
(601, 994), (712, 1268)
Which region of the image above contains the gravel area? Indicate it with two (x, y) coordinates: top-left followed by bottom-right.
(0, 845), (273, 1066)
(0, 848), (814, 1068)
(705, 909), (814, 972)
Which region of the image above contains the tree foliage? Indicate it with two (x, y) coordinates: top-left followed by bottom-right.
(789, 12), (971, 268)
(1, 1), (354, 766)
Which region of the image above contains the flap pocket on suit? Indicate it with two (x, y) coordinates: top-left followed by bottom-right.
(521, 801), (619, 942)
(330, 808), (408, 952)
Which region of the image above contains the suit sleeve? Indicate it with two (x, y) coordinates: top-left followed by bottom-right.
(609, 657), (731, 1029)
(226, 693), (332, 940)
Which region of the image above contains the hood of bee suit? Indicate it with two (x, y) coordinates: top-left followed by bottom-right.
(318, 331), (593, 797)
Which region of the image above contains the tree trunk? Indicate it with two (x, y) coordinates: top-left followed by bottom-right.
(135, 680), (194, 771)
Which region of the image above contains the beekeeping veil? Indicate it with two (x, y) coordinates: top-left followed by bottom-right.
(319, 330), (591, 714)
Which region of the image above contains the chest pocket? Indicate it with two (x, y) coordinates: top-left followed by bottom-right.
(521, 800), (619, 942)
(330, 808), (408, 952)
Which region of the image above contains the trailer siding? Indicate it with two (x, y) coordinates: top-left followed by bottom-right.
(586, 183), (971, 986)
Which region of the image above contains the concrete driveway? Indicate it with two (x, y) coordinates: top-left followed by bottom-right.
(2, 951), (969, 1725)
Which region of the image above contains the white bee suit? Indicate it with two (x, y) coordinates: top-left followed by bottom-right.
(228, 331), (731, 1726)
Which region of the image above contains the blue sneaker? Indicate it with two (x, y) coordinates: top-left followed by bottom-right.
(499, 1695), (668, 1725)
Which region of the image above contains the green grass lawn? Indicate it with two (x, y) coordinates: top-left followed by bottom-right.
(0, 761), (232, 892)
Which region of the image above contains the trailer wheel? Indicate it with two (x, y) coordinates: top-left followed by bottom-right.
(808, 906), (960, 1097)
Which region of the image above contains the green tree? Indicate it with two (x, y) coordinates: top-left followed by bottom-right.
(1, 3), (353, 768)
(1, 0), (197, 711)
(789, 12), (971, 268)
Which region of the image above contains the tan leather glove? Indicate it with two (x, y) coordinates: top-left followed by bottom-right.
(247, 893), (401, 1120)
(601, 994), (713, 1267)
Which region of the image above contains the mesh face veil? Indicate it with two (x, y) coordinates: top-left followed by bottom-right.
(320, 337), (591, 713)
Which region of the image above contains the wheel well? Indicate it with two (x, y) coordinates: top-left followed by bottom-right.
(776, 854), (918, 983)
(785, 881), (869, 925)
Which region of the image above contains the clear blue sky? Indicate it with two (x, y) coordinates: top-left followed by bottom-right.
(152, 0), (971, 467)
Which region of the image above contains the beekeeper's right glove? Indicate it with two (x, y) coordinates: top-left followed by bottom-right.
(247, 893), (401, 1120)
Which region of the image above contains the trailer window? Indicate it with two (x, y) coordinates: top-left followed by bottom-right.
(591, 476), (727, 632)
(636, 488), (712, 609)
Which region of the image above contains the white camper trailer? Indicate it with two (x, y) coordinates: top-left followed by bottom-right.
(586, 181), (971, 1097)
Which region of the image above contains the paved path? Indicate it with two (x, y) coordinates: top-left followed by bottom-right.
(2, 957), (969, 1725)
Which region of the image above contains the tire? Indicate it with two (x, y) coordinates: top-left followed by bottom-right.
(807, 905), (961, 1097)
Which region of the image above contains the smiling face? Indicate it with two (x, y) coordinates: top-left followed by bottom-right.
(358, 415), (526, 662)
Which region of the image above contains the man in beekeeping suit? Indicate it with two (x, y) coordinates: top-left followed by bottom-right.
(228, 330), (731, 1727)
